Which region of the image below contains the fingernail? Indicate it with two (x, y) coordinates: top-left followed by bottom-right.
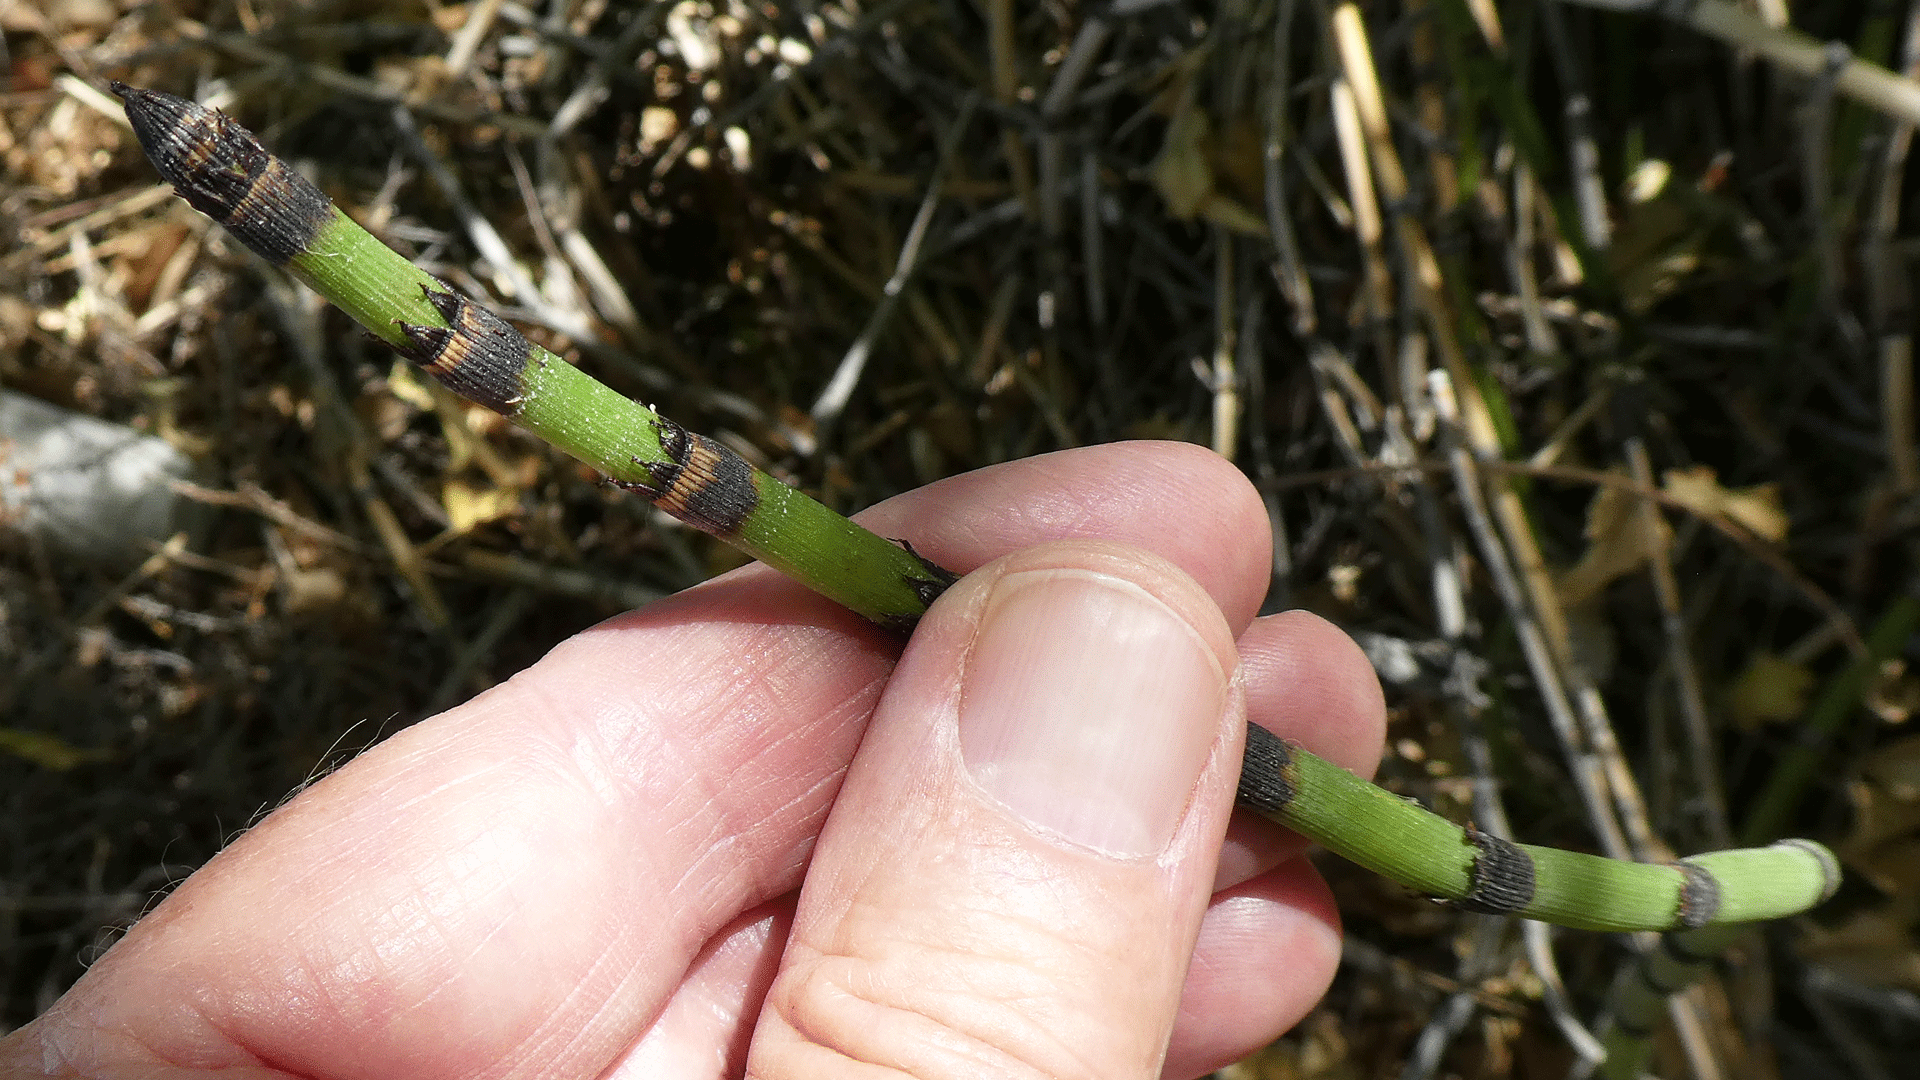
(958, 569), (1227, 856)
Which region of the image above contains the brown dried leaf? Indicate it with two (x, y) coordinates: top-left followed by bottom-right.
(1558, 473), (1670, 605)
(1663, 465), (1789, 542)
(443, 479), (518, 534)
(1198, 193), (1270, 237)
(281, 565), (347, 616)
(385, 361), (438, 412)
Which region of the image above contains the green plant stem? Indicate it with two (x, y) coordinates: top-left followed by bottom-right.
(1595, 922), (1746, 1080)
(113, 82), (1843, 940)
(1242, 725), (1836, 932)
(111, 82), (951, 634)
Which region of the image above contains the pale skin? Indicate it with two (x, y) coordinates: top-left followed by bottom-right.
(2, 441), (1386, 1080)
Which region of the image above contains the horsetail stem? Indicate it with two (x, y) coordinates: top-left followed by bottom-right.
(113, 82), (1841, 938)
(110, 81), (955, 635)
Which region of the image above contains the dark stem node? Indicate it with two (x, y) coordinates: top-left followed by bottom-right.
(391, 285), (531, 415)
(614, 417), (759, 536)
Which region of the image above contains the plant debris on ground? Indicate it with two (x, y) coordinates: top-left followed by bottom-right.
(4, 0), (1920, 1076)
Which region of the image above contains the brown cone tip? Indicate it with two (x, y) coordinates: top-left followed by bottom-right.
(109, 82), (201, 170)
(109, 82), (331, 264)
(110, 83), (256, 215)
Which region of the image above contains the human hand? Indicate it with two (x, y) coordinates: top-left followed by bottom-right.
(1, 441), (1385, 1079)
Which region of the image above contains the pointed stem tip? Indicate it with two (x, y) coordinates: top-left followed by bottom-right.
(110, 82), (332, 265)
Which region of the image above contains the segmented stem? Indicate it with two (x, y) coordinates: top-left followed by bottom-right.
(1240, 725), (1838, 932)
(113, 83), (1841, 938)
(111, 82), (953, 633)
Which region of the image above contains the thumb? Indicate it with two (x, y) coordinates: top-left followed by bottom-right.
(747, 541), (1243, 1079)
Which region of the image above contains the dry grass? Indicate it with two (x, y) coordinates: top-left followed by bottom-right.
(4, 0), (1920, 1075)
